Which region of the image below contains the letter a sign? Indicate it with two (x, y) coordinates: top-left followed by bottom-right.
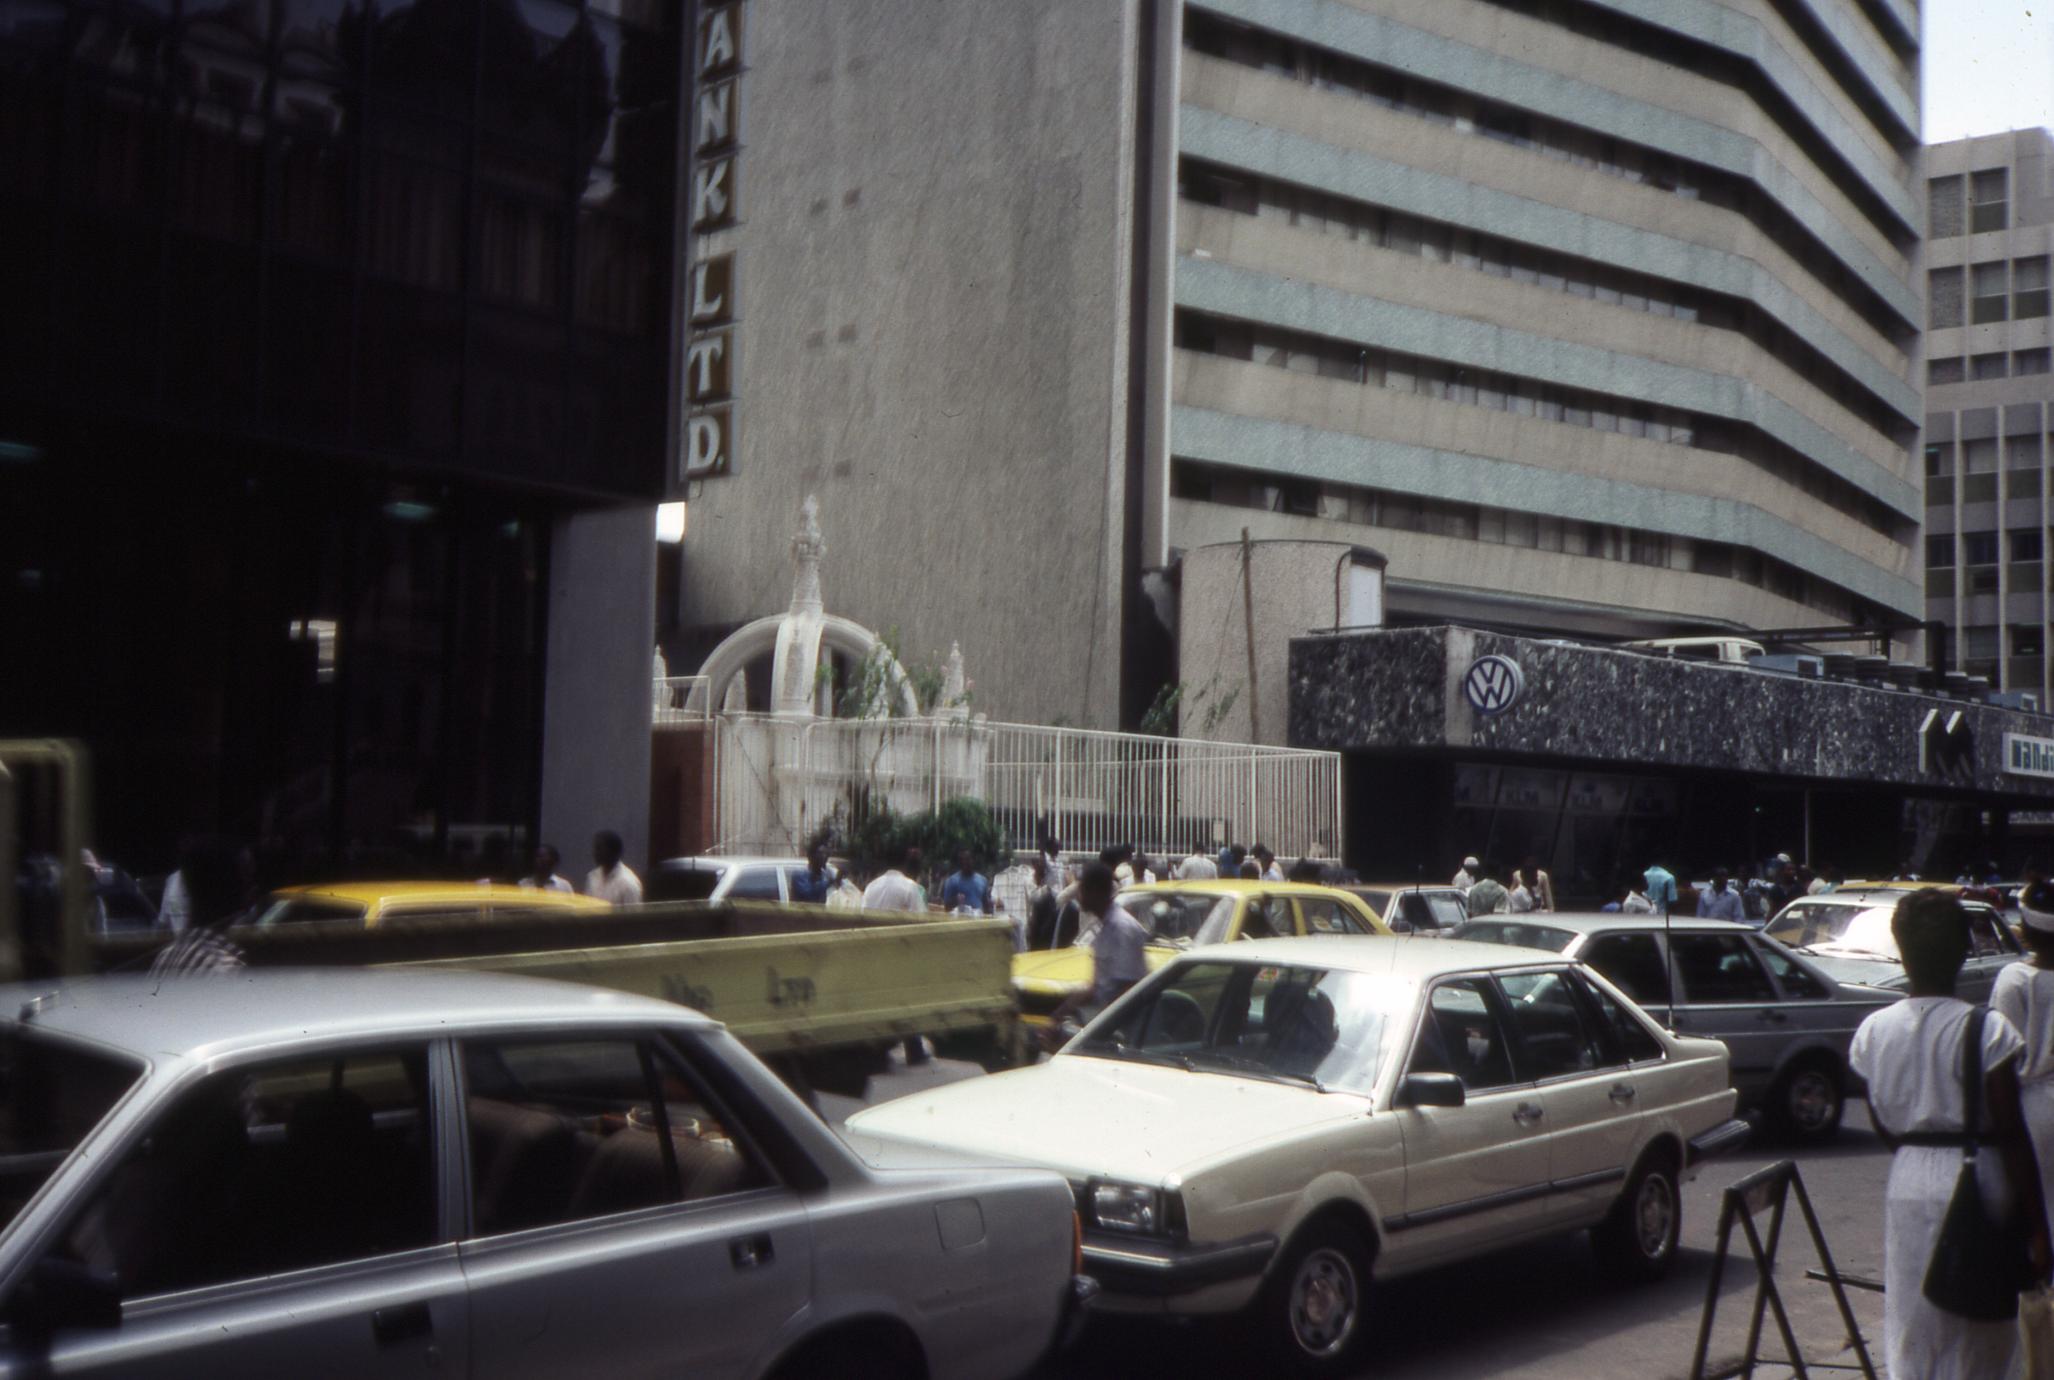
(1463, 655), (1525, 716)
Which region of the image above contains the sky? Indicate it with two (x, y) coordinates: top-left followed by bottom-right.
(1924, 0), (2054, 142)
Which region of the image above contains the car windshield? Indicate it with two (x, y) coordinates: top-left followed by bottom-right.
(0, 1028), (144, 1232)
(1451, 920), (1577, 952)
(1115, 891), (1236, 947)
(1766, 905), (1900, 961)
(1073, 960), (1396, 1096)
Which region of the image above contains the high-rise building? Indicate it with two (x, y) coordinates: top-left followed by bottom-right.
(1922, 128), (2054, 705)
(678, 0), (1925, 731)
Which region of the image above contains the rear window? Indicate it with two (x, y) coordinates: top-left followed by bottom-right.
(251, 897), (368, 926)
(647, 868), (723, 903)
(1453, 921), (1576, 952)
(0, 1029), (144, 1232)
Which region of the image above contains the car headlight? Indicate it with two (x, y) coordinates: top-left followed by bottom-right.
(1089, 1180), (1166, 1234)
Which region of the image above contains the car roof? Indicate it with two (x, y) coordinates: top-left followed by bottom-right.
(3, 969), (711, 1064)
(1782, 890), (1996, 912)
(1183, 934), (1574, 980)
(1125, 880), (1364, 897)
(1457, 912), (1761, 935)
(271, 882), (607, 910)
(1348, 882), (1465, 893)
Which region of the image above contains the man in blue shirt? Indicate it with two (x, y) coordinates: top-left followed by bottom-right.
(1644, 861), (1679, 915)
(939, 849), (992, 914)
(1695, 867), (1745, 923)
(788, 837), (839, 905)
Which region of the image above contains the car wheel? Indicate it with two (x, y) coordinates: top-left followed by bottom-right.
(1259, 1218), (1372, 1374)
(1593, 1149), (1681, 1282)
(1769, 1058), (1844, 1143)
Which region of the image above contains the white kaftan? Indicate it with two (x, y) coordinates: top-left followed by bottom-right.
(1849, 996), (2027, 1380)
(1992, 961), (2054, 1218)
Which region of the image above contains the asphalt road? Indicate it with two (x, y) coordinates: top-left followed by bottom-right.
(830, 1055), (1894, 1380)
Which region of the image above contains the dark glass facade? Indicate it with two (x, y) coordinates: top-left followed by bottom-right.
(0, 0), (685, 879)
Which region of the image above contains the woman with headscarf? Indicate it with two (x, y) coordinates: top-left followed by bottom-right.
(1994, 881), (2054, 1225)
(1849, 889), (2051, 1378)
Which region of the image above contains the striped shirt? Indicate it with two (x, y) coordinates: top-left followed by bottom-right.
(149, 927), (246, 977)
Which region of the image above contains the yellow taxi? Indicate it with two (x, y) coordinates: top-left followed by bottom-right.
(1010, 879), (1390, 1029)
(249, 881), (610, 929)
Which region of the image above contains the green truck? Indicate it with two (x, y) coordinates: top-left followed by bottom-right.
(2, 740), (1021, 1098)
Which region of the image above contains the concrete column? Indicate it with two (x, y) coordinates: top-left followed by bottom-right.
(540, 506), (657, 874)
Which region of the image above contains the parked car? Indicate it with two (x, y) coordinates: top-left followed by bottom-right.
(1452, 914), (1894, 1141)
(647, 856), (839, 905)
(849, 937), (1745, 1373)
(1620, 636), (1765, 665)
(248, 881), (610, 928)
(1009, 881), (1390, 1034)
(0, 970), (1087, 1379)
(1764, 891), (2023, 1003)
(1341, 883), (1470, 934)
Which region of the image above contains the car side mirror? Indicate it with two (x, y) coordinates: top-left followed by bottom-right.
(7, 1259), (121, 1339)
(1398, 1072), (1466, 1108)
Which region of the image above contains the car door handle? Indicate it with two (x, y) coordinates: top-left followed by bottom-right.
(730, 1233), (776, 1271)
(1757, 1008), (1788, 1024)
(372, 1302), (433, 1348)
(1609, 1083), (1637, 1104)
(1512, 1102), (1544, 1126)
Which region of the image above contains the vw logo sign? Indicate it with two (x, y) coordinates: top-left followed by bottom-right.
(1463, 655), (1525, 716)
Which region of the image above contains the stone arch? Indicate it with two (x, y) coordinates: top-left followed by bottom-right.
(695, 614), (921, 718)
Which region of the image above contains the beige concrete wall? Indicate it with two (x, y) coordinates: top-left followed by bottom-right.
(1177, 538), (1361, 744)
(679, 0), (1142, 729)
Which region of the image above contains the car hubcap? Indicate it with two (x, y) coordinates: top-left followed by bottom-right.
(1290, 1248), (1359, 1356)
(1789, 1072), (1837, 1130)
(1636, 1174), (1675, 1260)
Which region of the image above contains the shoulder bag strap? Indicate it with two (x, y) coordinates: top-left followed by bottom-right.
(1963, 1004), (1989, 1159)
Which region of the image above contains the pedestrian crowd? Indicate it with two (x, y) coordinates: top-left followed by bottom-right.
(1446, 848), (1849, 924)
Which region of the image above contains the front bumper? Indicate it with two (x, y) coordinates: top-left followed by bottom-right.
(1687, 1117), (1755, 1166)
(1080, 1230), (1278, 1298)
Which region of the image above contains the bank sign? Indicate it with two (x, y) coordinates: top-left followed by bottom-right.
(2006, 733), (2054, 779)
(682, 3), (744, 482)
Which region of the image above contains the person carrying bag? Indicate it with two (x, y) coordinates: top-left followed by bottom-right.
(1923, 1006), (2033, 1320)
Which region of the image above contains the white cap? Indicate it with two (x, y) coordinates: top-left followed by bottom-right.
(1463, 856), (1480, 869)
(1775, 853), (1793, 864)
(2022, 884), (2054, 934)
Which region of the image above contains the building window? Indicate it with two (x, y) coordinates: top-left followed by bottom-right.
(1930, 174), (1966, 238)
(1971, 168), (2010, 233)
(2016, 625), (2046, 658)
(1926, 442), (1955, 477)
(1927, 535), (1956, 567)
(2017, 257), (2051, 319)
(2018, 348), (2053, 376)
(2008, 433), (2043, 469)
(2011, 529), (2044, 563)
(1929, 357), (1966, 386)
(1965, 438), (2000, 474)
(1974, 352), (2011, 381)
(1973, 262), (2010, 323)
(1965, 626), (2002, 660)
(1929, 267), (1965, 329)
(1965, 531), (2001, 565)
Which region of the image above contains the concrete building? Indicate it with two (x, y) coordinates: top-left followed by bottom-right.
(1923, 128), (2054, 706)
(676, 0), (1924, 733)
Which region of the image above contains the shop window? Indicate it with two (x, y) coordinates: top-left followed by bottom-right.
(1973, 262), (2009, 324)
(1971, 168), (2009, 233)
(2017, 257), (2050, 319)
(1929, 174), (1966, 238)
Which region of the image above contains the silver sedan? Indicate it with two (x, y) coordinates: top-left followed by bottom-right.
(0, 970), (1086, 1379)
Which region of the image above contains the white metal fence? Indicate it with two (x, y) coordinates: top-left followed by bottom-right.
(710, 714), (1340, 862)
(653, 676), (713, 726)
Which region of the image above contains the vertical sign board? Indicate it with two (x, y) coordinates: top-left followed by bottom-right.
(683, 3), (743, 481)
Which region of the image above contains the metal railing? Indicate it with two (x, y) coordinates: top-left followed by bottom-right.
(710, 714), (1341, 861)
(653, 676), (713, 727)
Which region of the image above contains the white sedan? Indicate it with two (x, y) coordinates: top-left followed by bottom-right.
(847, 936), (1746, 1373)
(0, 969), (1087, 1379)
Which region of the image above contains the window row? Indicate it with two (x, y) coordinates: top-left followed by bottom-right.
(1925, 432), (2052, 477)
(1927, 256), (2051, 329)
(1943, 625), (2046, 661)
(1181, 159), (1912, 447)
(1177, 309), (1908, 541)
(1170, 458), (1865, 623)
(1929, 170), (2013, 238)
(1927, 530), (2045, 568)
(1184, 10), (1915, 342)
(1928, 349), (2053, 386)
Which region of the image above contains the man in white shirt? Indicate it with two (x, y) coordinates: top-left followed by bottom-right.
(1452, 855), (1480, 892)
(861, 848), (927, 914)
(1177, 847), (1219, 881)
(518, 843), (575, 894)
(584, 831), (644, 906)
(1043, 863), (1142, 1048)
(1253, 845), (1284, 882)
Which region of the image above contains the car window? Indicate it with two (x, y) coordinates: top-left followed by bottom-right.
(0, 1032), (144, 1237)
(55, 1047), (436, 1299)
(1395, 894), (1441, 932)
(1354, 889), (1393, 916)
(1752, 940), (1829, 999)
(462, 1037), (771, 1237)
(1569, 970), (1666, 1063)
(252, 896), (368, 925)
(1124, 891), (1236, 946)
(1299, 897), (1370, 935)
(1579, 932), (1672, 1007)
(650, 868), (723, 902)
(726, 867), (783, 901)
(1237, 896), (1287, 941)
(1495, 970), (1603, 1080)
(1409, 978), (1519, 1091)
(1669, 933), (1777, 1004)
(1966, 909), (2012, 958)
(1426, 894), (1469, 930)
